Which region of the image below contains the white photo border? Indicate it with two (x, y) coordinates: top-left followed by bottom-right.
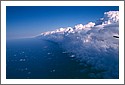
(1, 1), (124, 84)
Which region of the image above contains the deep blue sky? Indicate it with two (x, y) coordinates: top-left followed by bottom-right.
(6, 6), (119, 39)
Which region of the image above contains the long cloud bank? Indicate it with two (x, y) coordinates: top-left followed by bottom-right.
(37, 11), (119, 78)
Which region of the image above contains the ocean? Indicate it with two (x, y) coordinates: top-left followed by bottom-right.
(6, 37), (118, 79)
(6, 38), (90, 79)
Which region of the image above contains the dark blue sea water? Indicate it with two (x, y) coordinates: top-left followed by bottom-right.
(6, 38), (118, 79)
(6, 38), (88, 79)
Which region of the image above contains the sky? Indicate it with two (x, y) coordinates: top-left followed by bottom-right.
(6, 6), (119, 40)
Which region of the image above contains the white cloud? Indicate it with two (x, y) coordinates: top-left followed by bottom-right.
(96, 11), (119, 25)
(37, 11), (119, 78)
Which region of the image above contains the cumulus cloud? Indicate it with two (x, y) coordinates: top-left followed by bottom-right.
(95, 11), (119, 25)
(40, 11), (119, 36)
(37, 11), (119, 78)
